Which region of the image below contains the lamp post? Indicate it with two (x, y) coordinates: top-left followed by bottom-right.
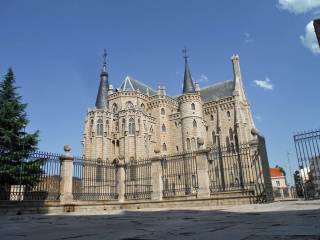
(286, 151), (293, 186)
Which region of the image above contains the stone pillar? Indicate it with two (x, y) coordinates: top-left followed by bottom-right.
(151, 156), (163, 201)
(194, 149), (210, 198)
(116, 161), (126, 202)
(59, 145), (74, 203)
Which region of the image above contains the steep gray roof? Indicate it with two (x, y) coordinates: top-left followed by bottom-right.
(200, 80), (235, 102)
(95, 68), (109, 109)
(119, 76), (157, 95)
(183, 60), (195, 94)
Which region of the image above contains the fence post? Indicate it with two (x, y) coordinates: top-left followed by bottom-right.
(151, 156), (163, 201)
(250, 135), (273, 202)
(116, 160), (126, 202)
(194, 149), (210, 198)
(59, 145), (74, 203)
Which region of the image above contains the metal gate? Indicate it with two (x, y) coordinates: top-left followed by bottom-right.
(294, 129), (320, 199)
(162, 152), (198, 198)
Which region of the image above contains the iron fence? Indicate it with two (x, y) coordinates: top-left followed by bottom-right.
(125, 159), (152, 200)
(207, 143), (258, 193)
(294, 129), (320, 199)
(72, 157), (118, 200)
(0, 151), (61, 201)
(162, 152), (198, 198)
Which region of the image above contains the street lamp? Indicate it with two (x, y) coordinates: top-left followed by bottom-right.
(286, 152), (293, 186)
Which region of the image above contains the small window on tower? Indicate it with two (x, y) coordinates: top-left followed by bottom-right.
(227, 111), (231, 118)
(162, 124), (166, 132)
(191, 103), (195, 110)
(96, 119), (103, 136)
(161, 108), (165, 115)
(210, 115), (214, 121)
(193, 119), (197, 128)
(162, 143), (167, 151)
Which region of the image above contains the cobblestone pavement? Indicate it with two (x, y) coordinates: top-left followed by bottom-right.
(0, 200), (320, 240)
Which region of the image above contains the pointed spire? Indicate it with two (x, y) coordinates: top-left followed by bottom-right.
(182, 48), (195, 94)
(95, 49), (109, 109)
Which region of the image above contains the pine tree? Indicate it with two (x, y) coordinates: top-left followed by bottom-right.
(0, 68), (41, 188)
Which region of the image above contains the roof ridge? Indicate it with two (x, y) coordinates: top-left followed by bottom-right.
(126, 76), (157, 92)
(200, 80), (233, 90)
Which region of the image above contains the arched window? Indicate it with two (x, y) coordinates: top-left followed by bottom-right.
(191, 103), (195, 110)
(161, 108), (165, 115)
(122, 119), (126, 134)
(226, 136), (230, 152)
(191, 138), (196, 150)
(193, 119), (197, 128)
(227, 111), (231, 118)
(89, 119), (94, 136)
(210, 115), (214, 121)
(175, 122), (178, 127)
(162, 143), (167, 151)
(112, 103), (118, 113)
(150, 126), (153, 133)
(106, 120), (109, 136)
(128, 118), (135, 135)
(229, 128), (234, 141)
(186, 138), (191, 150)
(140, 103), (145, 111)
(212, 130), (216, 145)
(230, 142), (235, 154)
(126, 101), (134, 109)
(96, 119), (103, 136)
(162, 124), (166, 132)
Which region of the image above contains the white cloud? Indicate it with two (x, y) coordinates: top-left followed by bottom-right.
(278, 0), (320, 14)
(244, 32), (254, 44)
(253, 77), (274, 90)
(196, 74), (209, 83)
(300, 21), (320, 54)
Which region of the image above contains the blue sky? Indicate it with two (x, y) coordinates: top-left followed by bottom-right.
(0, 0), (319, 183)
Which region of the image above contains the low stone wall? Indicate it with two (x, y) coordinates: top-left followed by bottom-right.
(0, 191), (255, 216)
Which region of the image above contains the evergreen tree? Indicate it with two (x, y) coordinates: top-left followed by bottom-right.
(0, 68), (41, 188)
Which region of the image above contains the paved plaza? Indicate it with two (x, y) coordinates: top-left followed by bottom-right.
(0, 200), (320, 240)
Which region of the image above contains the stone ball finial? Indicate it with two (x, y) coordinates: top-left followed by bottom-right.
(154, 148), (160, 154)
(197, 137), (204, 146)
(64, 144), (71, 153)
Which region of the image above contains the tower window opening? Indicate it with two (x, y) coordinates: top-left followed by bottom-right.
(97, 119), (103, 136)
(191, 103), (195, 110)
(128, 118), (135, 135)
(193, 119), (197, 128)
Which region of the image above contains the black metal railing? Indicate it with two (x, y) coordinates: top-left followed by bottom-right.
(0, 151), (61, 201)
(294, 129), (320, 199)
(72, 157), (118, 201)
(207, 143), (258, 194)
(125, 159), (152, 200)
(162, 152), (198, 198)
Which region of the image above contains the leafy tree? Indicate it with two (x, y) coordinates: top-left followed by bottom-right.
(0, 68), (41, 188)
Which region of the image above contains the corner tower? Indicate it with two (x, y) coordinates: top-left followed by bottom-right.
(178, 49), (205, 152)
(83, 50), (110, 160)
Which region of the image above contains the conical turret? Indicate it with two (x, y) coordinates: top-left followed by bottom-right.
(182, 48), (195, 94)
(95, 49), (109, 109)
